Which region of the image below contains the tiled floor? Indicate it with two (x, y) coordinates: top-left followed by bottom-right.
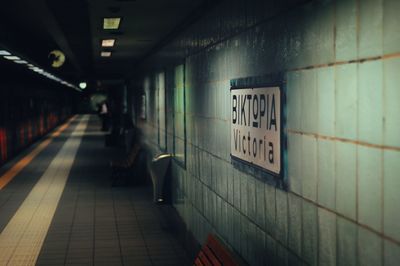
(0, 115), (191, 266)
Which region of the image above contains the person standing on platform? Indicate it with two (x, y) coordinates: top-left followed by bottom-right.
(99, 101), (109, 131)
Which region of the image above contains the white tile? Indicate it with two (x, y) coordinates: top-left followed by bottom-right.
(384, 150), (400, 241)
(301, 69), (318, 133)
(301, 136), (317, 201)
(288, 193), (302, 257)
(358, 0), (383, 58)
(288, 134), (302, 195)
(335, 142), (357, 219)
(358, 227), (382, 266)
(358, 61), (383, 144)
(383, 58), (400, 147)
(317, 67), (335, 136)
(317, 139), (335, 210)
(275, 189), (288, 245)
(302, 200), (318, 265)
(318, 208), (336, 266)
(358, 146), (382, 231)
(335, 64), (357, 140)
(384, 239), (400, 266)
(337, 217), (357, 266)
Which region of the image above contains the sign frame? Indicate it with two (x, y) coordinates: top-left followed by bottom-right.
(230, 74), (286, 188)
(230, 85), (283, 177)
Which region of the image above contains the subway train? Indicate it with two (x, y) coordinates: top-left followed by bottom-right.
(0, 82), (75, 167)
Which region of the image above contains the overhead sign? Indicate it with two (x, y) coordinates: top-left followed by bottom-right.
(231, 86), (281, 175)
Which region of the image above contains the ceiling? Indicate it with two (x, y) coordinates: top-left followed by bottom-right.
(0, 0), (205, 89)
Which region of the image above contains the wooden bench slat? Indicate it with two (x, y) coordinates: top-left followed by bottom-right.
(207, 235), (238, 265)
(195, 258), (204, 266)
(194, 234), (241, 266)
(198, 250), (212, 266)
(203, 245), (222, 266)
(110, 143), (141, 186)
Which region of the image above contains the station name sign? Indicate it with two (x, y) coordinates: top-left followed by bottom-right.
(231, 86), (281, 175)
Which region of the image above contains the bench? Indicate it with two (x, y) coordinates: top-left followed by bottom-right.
(110, 143), (141, 186)
(194, 234), (243, 266)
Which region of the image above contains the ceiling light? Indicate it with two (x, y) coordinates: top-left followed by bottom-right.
(101, 51), (112, 57)
(103, 17), (121, 29)
(4, 56), (20, 61)
(79, 82), (87, 89)
(101, 39), (116, 47)
(15, 60), (28, 64)
(0, 50), (11, 56)
(32, 67), (43, 73)
(0, 49), (79, 91)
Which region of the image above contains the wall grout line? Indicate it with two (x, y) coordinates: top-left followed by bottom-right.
(287, 130), (400, 152)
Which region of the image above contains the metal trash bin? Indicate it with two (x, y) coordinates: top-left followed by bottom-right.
(150, 153), (173, 203)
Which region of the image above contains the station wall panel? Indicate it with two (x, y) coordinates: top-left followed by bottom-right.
(133, 0), (400, 264)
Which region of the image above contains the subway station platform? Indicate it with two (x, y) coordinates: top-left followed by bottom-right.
(0, 115), (190, 266)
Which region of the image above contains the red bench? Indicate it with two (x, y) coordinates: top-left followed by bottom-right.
(194, 234), (243, 266)
(110, 143), (141, 186)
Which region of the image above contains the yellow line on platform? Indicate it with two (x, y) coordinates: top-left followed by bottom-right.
(0, 115), (88, 266)
(0, 116), (76, 190)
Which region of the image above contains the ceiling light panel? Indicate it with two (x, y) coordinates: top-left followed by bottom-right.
(15, 60), (28, 64)
(102, 39), (116, 47)
(4, 56), (20, 61)
(0, 50), (11, 56)
(101, 51), (112, 57)
(103, 17), (121, 29)
(0, 48), (80, 91)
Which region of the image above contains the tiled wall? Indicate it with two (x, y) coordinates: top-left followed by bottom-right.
(133, 0), (400, 265)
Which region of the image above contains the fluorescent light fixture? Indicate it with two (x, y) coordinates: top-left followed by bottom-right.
(101, 39), (116, 47)
(79, 82), (87, 89)
(15, 60), (28, 64)
(32, 68), (43, 73)
(0, 50), (11, 56)
(101, 51), (112, 57)
(0, 49), (80, 91)
(4, 55), (20, 61)
(103, 17), (121, 29)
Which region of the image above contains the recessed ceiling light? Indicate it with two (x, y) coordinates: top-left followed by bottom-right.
(0, 50), (11, 56)
(103, 17), (121, 29)
(101, 51), (112, 57)
(102, 39), (116, 47)
(4, 55), (20, 61)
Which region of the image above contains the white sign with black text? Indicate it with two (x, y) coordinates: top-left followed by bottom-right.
(231, 86), (281, 175)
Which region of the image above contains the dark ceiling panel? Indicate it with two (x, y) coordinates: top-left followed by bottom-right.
(89, 0), (205, 78)
(0, 0), (84, 83)
(45, 0), (93, 78)
(0, 0), (215, 85)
